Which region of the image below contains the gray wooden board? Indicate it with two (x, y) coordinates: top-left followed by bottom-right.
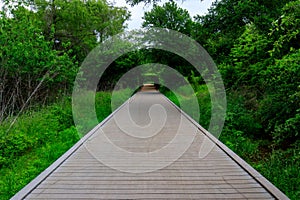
(13, 88), (288, 199)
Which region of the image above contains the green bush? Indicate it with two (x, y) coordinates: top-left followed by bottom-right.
(0, 126), (80, 200)
(257, 50), (300, 144)
(0, 7), (77, 120)
(273, 111), (300, 146)
(0, 98), (74, 167)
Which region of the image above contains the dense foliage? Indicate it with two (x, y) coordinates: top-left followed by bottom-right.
(1, 0), (299, 199)
(0, 7), (76, 121)
(0, 0), (129, 121)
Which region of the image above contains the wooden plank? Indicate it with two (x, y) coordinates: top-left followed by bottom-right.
(54, 168), (245, 173)
(30, 188), (246, 194)
(40, 179), (259, 185)
(49, 172), (250, 177)
(44, 176), (254, 181)
(36, 183), (261, 190)
(25, 193), (247, 199)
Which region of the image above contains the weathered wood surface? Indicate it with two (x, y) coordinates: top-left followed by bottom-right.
(12, 85), (288, 199)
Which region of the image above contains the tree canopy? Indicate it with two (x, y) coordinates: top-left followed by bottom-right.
(142, 1), (192, 35)
(0, 0), (130, 119)
(33, 0), (130, 61)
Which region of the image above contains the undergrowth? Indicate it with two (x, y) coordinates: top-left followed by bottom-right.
(0, 91), (117, 199)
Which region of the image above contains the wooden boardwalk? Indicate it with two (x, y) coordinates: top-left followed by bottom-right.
(12, 85), (288, 199)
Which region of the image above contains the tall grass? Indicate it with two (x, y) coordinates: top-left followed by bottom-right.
(0, 91), (118, 199)
(160, 84), (211, 129)
(0, 98), (78, 199)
